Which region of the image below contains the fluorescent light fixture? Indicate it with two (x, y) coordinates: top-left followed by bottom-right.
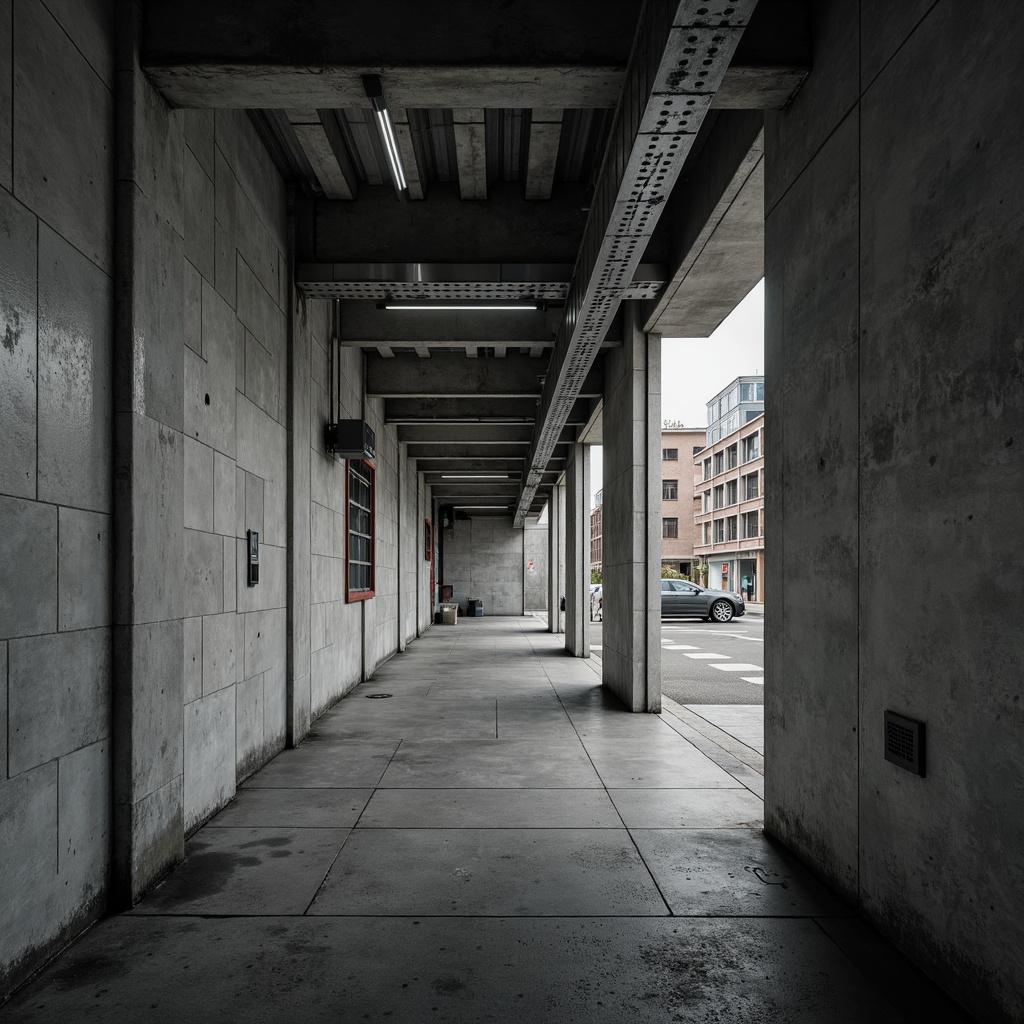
(440, 474), (510, 480)
(363, 75), (407, 195)
(453, 505), (510, 510)
(382, 303), (539, 312)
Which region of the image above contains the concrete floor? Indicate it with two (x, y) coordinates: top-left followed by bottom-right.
(1, 619), (973, 1023)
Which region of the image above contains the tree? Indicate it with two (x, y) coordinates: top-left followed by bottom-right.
(590, 569), (602, 584)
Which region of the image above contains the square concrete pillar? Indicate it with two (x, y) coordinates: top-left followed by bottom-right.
(546, 485), (565, 634)
(564, 443), (591, 657)
(600, 303), (661, 712)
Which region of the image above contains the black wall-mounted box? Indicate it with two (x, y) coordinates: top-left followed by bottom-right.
(324, 419), (376, 460)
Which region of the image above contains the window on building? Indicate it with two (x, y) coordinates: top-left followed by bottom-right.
(744, 472), (759, 500)
(743, 510), (759, 538)
(726, 480), (738, 505)
(713, 451), (724, 475)
(692, 446), (704, 456)
(757, 381), (764, 401)
(740, 381), (757, 402)
(662, 479), (678, 501)
(703, 489), (711, 513)
(662, 517), (679, 539)
(727, 516), (738, 541)
(713, 518), (724, 543)
(704, 522), (711, 544)
(703, 458), (712, 480)
(347, 460), (375, 600)
(743, 432), (761, 461)
(662, 448), (678, 461)
(713, 484), (724, 510)
(726, 444), (738, 469)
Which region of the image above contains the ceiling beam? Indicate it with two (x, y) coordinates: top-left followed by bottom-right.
(367, 352), (602, 399)
(286, 109), (357, 199)
(454, 108), (487, 200)
(644, 111), (764, 336)
(310, 183), (589, 264)
(399, 424), (574, 445)
(415, 459), (527, 473)
(525, 109), (563, 201)
(391, 107), (425, 200)
(407, 444), (541, 460)
(385, 396), (593, 424)
(514, 0), (759, 526)
(141, 0), (642, 108)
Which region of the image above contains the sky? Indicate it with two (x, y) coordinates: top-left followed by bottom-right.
(589, 279), (765, 506)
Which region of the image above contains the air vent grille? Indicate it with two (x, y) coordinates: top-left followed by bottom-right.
(884, 711), (926, 777)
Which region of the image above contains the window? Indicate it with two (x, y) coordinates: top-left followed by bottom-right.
(702, 458), (712, 481)
(347, 460), (375, 600)
(713, 484), (724, 510)
(662, 517), (679, 539)
(713, 452), (724, 475)
(744, 472), (759, 500)
(743, 510), (759, 538)
(703, 489), (711, 513)
(726, 444), (738, 469)
(662, 448), (678, 461)
(726, 480), (738, 505)
(662, 479), (678, 501)
(740, 381), (756, 402)
(704, 523), (711, 544)
(727, 516), (738, 541)
(713, 518), (724, 543)
(743, 432), (760, 461)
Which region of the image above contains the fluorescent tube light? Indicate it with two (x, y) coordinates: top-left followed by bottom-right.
(363, 75), (407, 195)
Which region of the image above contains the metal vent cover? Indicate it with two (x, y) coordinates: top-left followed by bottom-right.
(884, 711), (926, 777)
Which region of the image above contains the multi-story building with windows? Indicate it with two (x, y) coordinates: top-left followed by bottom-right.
(693, 378), (765, 602)
(589, 488), (603, 573)
(661, 425), (706, 576)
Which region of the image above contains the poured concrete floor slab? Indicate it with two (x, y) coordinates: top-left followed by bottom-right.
(358, 787), (621, 828)
(308, 827), (669, 916)
(3, 618), (971, 1022)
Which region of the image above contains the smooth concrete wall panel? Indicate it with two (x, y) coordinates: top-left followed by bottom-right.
(0, 1), (116, 996)
(37, 223), (112, 512)
(857, 4), (1024, 1020)
(183, 687), (235, 833)
(764, 3), (1024, 1020)
(8, 628), (110, 775)
(444, 517), (524, 616)
(763, 0), (859, 215)
(12, 0), (112, 272)
(763, 112), (860, 901)
(0, 2), (11, 194)
(0, 189), (37, 499)
(0, 495), (57, 638)
(57, 507), (112, 632)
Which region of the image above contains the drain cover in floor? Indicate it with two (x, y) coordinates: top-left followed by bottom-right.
(365, 693), (393, 699)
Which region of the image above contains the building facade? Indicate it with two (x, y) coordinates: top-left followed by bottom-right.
(660, 427), (706, 575)
(589, 489), (603, 574)
(693, 379), (765, 602)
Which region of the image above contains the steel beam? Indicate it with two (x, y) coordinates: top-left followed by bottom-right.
(513, 0), (759, 526)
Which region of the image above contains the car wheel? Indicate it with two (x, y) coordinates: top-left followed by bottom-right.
(710, 599), (734, 623)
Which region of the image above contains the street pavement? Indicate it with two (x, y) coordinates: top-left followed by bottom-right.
(589, 615), (764, 705)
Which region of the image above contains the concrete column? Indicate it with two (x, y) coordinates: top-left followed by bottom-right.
(546, 487), (563, 633)
(600, 302), (661, 712)
(286, 252), (312, 747)
(111, 1), (186, 903)
(564, 443), (590, 657)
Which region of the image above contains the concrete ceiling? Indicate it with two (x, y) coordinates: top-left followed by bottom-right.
(142, 0), (807, 518)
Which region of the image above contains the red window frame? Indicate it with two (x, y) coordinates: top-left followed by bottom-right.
(346, 459), (375, 601)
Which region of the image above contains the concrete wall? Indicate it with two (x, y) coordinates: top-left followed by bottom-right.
(444, 517), (524, 616)
(764, 3), (1024, 1020)
(0, 0), (114, 995)
(600, 305), (661, 712)
(523, 518), (548, 611)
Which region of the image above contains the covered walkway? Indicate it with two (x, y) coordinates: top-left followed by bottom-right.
(2, 620), (968, 1023)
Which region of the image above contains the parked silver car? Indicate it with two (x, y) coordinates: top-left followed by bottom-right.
(660, 579), (745, 622)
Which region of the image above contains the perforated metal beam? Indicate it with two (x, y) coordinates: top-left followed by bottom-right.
(513, 0), (758, 527)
